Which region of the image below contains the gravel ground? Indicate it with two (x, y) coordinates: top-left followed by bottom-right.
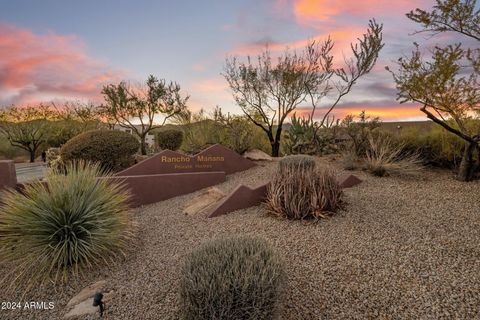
(1, 158), (479, 319)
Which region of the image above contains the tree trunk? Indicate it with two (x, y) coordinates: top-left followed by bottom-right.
(270, 126), (283, 157)
(140, 137), (147, 155)
(266, 130), (277, 157)
(457, 141), (476, 181)
(29, 150), (35, 163)
(270, 142), (279, 157)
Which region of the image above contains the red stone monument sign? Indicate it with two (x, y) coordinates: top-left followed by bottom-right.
(116, 145), (255, 176)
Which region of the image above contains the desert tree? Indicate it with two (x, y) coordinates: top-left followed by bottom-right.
(101, 75), (189, 155)
(387, 0), (480, 181)
(341, 110), (381, 157)
(224, 20), (383, 156)
(0, 105), (56, 162)
(55, 101), (104, 129)
(47, 101), (106, 147)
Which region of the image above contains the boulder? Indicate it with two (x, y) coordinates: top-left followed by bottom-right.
(66, 280), (106, 307)
(243, 149), (272, 161)
(64, 290), (114, 319)
(183, 187), (226, 215)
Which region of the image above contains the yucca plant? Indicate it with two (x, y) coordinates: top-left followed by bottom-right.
(0, 161), (133, 291)
(179, 236), (285, 320)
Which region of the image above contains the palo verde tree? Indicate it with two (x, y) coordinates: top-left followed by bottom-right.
(0, 105), (56, 162)
(224, 20), (383, 157)
(101, 75), (189, 155)
(387, 0), (480, 181)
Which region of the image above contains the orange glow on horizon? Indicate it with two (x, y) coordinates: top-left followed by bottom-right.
(294, 104), (424, 121)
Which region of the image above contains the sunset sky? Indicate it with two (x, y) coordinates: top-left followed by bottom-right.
(0, 0), (468, 121)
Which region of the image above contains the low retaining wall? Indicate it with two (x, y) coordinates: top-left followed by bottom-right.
(111, 172), (226, 207)
(208, 174), (363, 218)
(0, 161), (226, 208)
(0, 160), (17, 190)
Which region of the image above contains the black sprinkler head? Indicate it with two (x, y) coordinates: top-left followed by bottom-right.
(93, 292), (104, 307)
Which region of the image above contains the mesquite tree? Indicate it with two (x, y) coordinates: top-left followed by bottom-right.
(387, 0), (480, 181)
(0, 105), (55, 162)
(101, 75), (189, 155)
(224, 20), (383, 157)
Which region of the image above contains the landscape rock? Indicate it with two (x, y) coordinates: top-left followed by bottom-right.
(243, 149), (273, 161)
(338, 173), (362, 188)
(66, 280), (106, 307)
(183, 187), (226, 215)
(64, 290), (114, 319)
(64, 299), (97, 318)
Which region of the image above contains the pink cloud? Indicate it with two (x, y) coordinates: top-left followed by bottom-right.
(227, 25), (370, 69)
(0, 23), (124, 106)
(288, 0), (430, 26)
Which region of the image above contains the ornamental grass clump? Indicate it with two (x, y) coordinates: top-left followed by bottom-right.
(0, 161), (133, 290)
(266, 155), (342, 219)
(365, 134), (423, 177)
(179, 236), (285, 320)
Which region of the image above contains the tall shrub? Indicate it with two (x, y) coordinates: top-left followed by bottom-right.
(157, 129), (183, 151)
(61, 129), (139, 172)
(179, 236), (285, 320)
(0, 161), (132, 290)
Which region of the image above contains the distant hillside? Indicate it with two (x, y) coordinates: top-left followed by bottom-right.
(152, 119), (436, 136)
(380, 120), (433, 133)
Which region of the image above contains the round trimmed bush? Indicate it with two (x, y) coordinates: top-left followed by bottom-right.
(179, 236), (285, 320)
(61, 129), (139, 172)
(157, 129), (183, 151)
(0, 161), (132, 288)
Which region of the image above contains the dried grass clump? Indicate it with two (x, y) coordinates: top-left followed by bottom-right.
(365, 135), (423, 177)
(266, 158), (342, 219)
(179, 236), (285, 320)
(340, 148), (360, 171)
(0, 161), (133, 291)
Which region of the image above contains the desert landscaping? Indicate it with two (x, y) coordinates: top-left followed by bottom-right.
(0, 156), (479, 319)
(1, 0), (479, 319)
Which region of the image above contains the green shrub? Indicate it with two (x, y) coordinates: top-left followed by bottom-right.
(179, 236), (285, 320)
(182, 118), (223, 154)
(284, 114), (340, 155)
(180, 109), (271, 155)
(396, 125), (474, 169)
(60, 129), (139, 172)
(157, 129), (183, 151)
(341, 111), (381, 157)
(266, 159), (342, 219)
(0, 161), (132, 289)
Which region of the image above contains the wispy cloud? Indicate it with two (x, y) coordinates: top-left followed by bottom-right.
(0, 23), (124, 106)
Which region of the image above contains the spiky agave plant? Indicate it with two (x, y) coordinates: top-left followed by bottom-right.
(0, 161), (133, 290)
